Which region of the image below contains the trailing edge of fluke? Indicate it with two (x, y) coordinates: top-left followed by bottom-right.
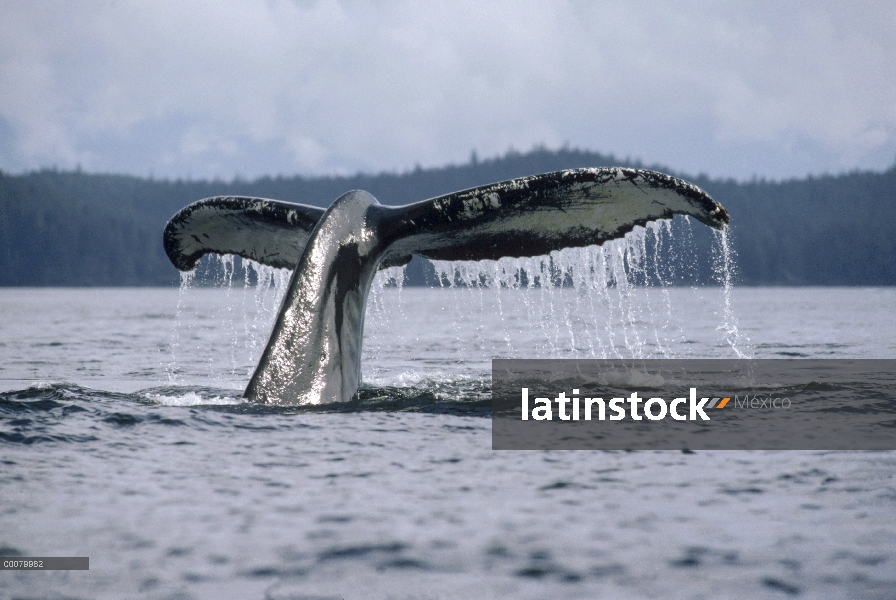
(163, 168), (729, 405)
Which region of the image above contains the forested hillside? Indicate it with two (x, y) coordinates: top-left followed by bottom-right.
(1, 148), (894, 286)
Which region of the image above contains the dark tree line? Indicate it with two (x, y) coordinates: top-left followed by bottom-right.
(1, 147), (894, 286)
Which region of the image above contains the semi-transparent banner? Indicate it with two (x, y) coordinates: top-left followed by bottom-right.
(492, 359), (896, 450)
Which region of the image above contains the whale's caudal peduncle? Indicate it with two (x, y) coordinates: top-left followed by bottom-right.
(244, 191), (384, 404)
(163, 168), (729, 404)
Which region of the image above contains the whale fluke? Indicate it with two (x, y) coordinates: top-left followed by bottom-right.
(163, 168), (729, 405)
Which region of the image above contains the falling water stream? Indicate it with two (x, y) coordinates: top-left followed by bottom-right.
(166, 218), (750, 393)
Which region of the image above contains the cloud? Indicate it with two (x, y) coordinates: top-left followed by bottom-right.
(0, 0), (894, 180)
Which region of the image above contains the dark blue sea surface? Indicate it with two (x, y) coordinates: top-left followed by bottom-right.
(1, 283), (895, 599)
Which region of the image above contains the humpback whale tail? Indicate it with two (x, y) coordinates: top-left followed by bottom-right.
(164, 168), (729, 405)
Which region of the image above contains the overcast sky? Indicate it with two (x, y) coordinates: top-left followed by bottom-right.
(1, 1), (894, 181)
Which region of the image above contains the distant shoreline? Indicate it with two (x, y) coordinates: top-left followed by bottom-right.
(2, 147), (894, 287)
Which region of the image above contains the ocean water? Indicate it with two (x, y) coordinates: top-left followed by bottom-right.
(1, 276), (896, 599)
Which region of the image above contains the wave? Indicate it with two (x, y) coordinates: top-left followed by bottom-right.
(0, 381), (493, 445)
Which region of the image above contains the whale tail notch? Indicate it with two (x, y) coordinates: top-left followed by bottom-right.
(164, 196), (413, 272)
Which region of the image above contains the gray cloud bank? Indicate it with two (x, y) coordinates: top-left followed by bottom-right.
(1, 0), (894, 181)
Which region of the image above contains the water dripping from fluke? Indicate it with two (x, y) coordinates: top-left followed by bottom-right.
(166, 224), (746, 399)
(165, 254), (292, 390)
(713, 227), (751, 358)
(165, 268), (195, 385)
